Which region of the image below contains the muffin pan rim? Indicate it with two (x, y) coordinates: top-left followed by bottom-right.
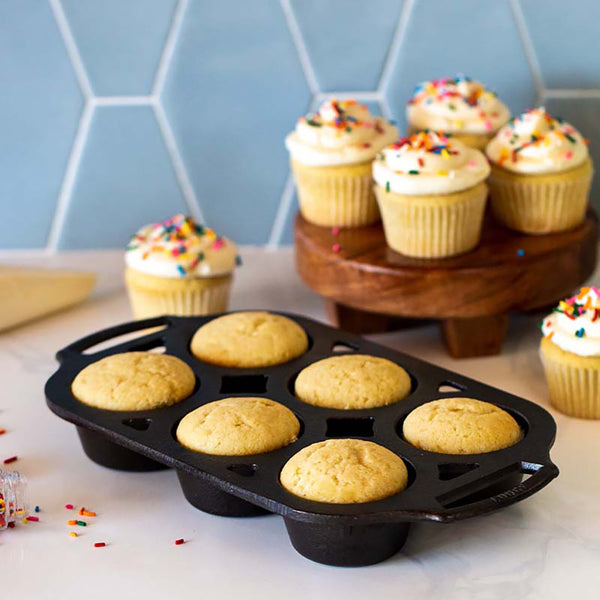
(45, 312), (558, 525)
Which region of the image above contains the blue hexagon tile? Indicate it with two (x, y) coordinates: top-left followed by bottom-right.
(60, 0), (177, 96)
(385, 0), (538, 133)
(58, 106), (187, 249)
(291, 0), (404, 92)
(162, 0), (311, 245)
(520, 0), (600, 89)
(0, 0), (82, 248)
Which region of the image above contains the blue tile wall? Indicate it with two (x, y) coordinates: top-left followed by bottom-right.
(0, 0), (598, 249)
(0, 0), (82, 248)
(58, 106), (187, 249)
(291, 0), (404, 92)
(520, 0), (600, 89)
(61, 0), (178, 96)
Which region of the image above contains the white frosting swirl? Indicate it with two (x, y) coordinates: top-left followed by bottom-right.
(541, 287), (600, 356)
(372, 132), (490, 195)
(125, 214), (238, 279)
(407, 76), (510, 135)
(285, 99), (398, 166)
(486, 108), (589, 174)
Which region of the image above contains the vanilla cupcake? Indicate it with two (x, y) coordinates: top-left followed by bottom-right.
(407, 75), (510, 150)
(285, 99), (398, 227)
(373, 131), (490, 258)
(540, 287), (600, 419)
(125, 214), (239, 319)
(486, 108), (593, 234)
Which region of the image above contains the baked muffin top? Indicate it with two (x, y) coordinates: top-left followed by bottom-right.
(294, 354), (411, 409)
(403, 397), (522, 455)
(71, 351), (195, 411)
(280, 439), (408, 504)
(190, 312), (308, 368)
(176, 397), (300, 456)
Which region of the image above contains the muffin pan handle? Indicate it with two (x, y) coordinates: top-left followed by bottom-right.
(56, 316), (170, 362)
(433, 461), (559, 522)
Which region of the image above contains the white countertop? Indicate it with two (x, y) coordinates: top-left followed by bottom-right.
(1, 248), (599, 600)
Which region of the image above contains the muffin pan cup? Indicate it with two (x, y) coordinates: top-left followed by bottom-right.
(45, 313), (559, 567)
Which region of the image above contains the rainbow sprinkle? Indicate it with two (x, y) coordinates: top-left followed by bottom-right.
(128, 214), (237, 278)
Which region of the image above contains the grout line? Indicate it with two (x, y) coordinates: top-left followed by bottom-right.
(279, 0), (320, 94)
(379, 95), (392, 120)
(267, 173), (296, 249)
(92, 96), (155, 107)
(46, 102), (95, 251)
(153, 102), (205, 223)
(152, 0), (188, 97)
(378, 0), (414, 93)
(314, 91), (383, 102)
(49, 0), (94, 98)
(542, 89), (600, 99)
(509, 0), (544, 102)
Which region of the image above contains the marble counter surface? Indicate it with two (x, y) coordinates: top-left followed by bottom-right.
(1, 248), (599, 600)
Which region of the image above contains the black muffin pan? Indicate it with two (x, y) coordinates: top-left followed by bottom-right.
(45, 312), (558, 567)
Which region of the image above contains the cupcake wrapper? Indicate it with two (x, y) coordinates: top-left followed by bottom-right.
(488, 161), (592, 234)
(290, 159), (380, 227)
(540, 347), (600, 419)
(126, 270), (232, 319)
(374, 183), (487, 258)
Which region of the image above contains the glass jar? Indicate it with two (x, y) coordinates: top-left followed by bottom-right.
(0, 470), (28, 529)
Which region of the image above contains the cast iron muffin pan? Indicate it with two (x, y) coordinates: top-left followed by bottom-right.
(45, 312), (558, 567)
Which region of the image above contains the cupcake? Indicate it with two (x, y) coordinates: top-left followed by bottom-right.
(280, 439), (408, 504)
(125, 214), (239, 319)
(486, 108), (593, 234)
(540, 287), (600, 419)
(294, 354), (411, 409)
(177, 397), (300, 455)
(190, 311), (309, 368)
(373, 131), (490, 258)
(285, 99), (398, 227)
(72, 352), (195, 411)
(403, 398), (522, 454)
(406, 75), (510, 150)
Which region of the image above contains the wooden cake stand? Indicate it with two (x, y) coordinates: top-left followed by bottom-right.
(295, 209), (598, 358)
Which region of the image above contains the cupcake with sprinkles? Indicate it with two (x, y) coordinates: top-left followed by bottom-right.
(486, 108), (593, 234)
(373, 131), (490, 258)
(285, 99), (398, 227)
(540, 287), (600, 419)
(407, 75), (510, 150)
(124, 214), (239, 319)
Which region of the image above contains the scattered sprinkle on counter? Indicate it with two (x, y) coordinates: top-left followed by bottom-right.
(65, 503), (74, 510)
(0, 428), (6, 435)
(69, 531), (78, 538)
(94, 542), (106, 548)
(174, 538), (185, 546)
(3, 456), (17, 465)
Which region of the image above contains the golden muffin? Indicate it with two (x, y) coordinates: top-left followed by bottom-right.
(280, 439), (408, 503)
(190, 311), (308, 368)
(71, 351), (195, 411)
(294, 354), (411, 409)
(403, 397), (522, 454)
(176, 397), (300, 456)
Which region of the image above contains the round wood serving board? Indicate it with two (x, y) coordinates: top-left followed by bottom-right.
(295, 209), (598, 358)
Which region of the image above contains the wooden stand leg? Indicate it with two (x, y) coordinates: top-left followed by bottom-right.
(324, 301), (395, 335)
(441, 314), (509, 358)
